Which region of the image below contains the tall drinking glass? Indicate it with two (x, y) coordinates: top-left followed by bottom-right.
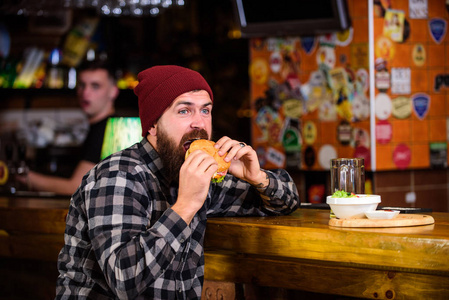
(330, 158), (365, 218)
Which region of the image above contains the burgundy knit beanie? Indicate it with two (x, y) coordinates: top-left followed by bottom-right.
(134, 65), (213, 137)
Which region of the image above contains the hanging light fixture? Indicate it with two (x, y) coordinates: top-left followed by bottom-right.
(80, 0), (187, 17)
(0, 0), (186, 17)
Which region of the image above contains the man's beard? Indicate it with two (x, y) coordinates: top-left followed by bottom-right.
(156, 127), (209, 183)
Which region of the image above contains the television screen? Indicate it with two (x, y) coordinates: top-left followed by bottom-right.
(101, 117), (142, 160)
(232, 0), (351, 38)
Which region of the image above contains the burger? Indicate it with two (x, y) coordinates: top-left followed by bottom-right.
(185, 139), (231, 183)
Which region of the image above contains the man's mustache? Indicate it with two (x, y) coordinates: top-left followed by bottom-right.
(180, 129), (209, 147)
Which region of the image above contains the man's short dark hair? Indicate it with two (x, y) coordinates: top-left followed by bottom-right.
(78, 60), (117, 83)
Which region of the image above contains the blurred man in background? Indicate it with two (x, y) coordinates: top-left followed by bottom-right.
(17, 60), (118, 195)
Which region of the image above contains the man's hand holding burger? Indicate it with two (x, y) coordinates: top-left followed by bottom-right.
(174, 148), (218, 224)
(174, 136), (268, 224)
(184, 137), (267, 189)
(214, 136), (269, 190)
(185, 139), (231, 183)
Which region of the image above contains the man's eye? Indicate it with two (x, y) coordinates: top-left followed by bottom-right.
(179, 109), (189, 114)
(201, 108), (211, 114)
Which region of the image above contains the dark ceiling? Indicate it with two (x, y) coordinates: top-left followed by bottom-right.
(1, 0), (251, 142)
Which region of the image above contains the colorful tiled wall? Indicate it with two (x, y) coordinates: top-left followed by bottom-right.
(249, 0), (448, 171)
(373, 0), (448, 170)
(249, 0), (370, 170)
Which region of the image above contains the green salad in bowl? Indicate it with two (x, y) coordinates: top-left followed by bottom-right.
(331, 190), (359, 198)
(327, 190), (381, 219)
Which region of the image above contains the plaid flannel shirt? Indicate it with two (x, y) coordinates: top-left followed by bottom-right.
(55, 138), (299, 300)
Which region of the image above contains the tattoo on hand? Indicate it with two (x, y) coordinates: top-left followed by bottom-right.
(255, 171), (269, 189)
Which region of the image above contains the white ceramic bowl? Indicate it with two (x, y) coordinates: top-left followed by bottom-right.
(326, 195), (381, 219)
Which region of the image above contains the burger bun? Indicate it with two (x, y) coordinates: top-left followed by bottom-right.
(185, 139), (231, 183)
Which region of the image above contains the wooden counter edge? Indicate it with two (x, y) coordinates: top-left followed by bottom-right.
(204, 251), (449, 300)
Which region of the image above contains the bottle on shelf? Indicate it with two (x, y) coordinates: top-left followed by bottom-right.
(45, 48), (65, 89)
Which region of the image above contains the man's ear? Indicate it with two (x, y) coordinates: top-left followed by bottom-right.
(110, 86), (119, 100)
(149, 124), (157, 136)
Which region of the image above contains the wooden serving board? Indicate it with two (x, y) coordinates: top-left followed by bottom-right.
(329, 214), (435, 228)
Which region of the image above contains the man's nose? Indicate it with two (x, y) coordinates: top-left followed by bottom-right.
(191, 112), (206, 129)
(78, 87), (88, 97)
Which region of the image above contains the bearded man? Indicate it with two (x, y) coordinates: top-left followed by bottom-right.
(55, 65), (300, 300)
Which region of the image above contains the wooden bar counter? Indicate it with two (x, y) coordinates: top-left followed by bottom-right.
(1, 196), (448, 299)
(204, 209), (449, 299)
